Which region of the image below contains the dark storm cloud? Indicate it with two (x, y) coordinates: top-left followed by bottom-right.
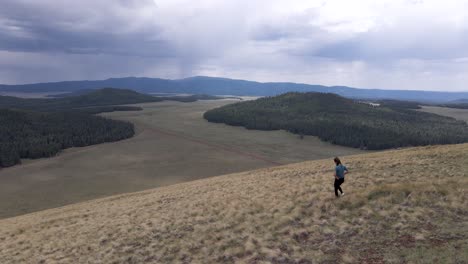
(313, 29), (468, 61)
(0, 0), (467, 91)
(0, 0), (174, 57)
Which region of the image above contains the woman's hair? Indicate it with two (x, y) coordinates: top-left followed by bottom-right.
(334, 157), (341, 165)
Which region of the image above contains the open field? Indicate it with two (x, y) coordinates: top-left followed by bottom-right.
(0, 99), (363, 219)
(420, 106), (468, 123)
(0, 143), (466, 263)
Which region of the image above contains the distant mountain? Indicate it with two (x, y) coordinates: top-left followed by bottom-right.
(1, 76), (468, 103)
(448, 99), (468, 104)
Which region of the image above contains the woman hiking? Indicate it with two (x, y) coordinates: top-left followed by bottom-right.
(333, 157), (348, 197)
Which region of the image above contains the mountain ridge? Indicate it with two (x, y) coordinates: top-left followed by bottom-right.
(2, 76), (468, 102)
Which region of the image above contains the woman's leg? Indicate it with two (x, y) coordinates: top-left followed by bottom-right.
(334, 179), (340, 197)
(338, 178), (344, 194)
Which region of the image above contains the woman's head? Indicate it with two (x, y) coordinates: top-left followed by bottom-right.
(334, 157), (341, 165)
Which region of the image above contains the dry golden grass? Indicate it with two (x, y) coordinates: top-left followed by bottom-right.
(0, 144), (467, 263)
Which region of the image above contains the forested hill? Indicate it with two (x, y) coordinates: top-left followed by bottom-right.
(0, 88), (224, 112)
(0, 88), (159, 112)
(0, 88), (226, 168)
(2, 76), (468, 102)
(0, 88), (155, 167)
(439, 99), (468, 109)
(204, 92), (468, 150)
(0, 109), (134, 167)
(62, 88), (159, 106)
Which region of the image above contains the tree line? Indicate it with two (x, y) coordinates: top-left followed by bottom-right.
(204, 92), (468, 150)
(0, 109), (134, 168)
(439, 103), (468, 109)
(0, 88), (231, 168)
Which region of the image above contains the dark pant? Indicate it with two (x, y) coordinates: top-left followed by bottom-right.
(334, 178), (344, 197)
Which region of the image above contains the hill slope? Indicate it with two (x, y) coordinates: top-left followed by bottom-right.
(204, 92), (468, 150)
(0, 88), (159, 112)
(63, 88), (159, 107)
(0, 144), (467, 263)
(2, 76), (468, 102)
(0, 87), (224, 112)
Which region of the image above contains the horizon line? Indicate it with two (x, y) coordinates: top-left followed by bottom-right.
(1, 75), (467, 93)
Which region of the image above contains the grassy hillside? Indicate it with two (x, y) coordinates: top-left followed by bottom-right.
(204, 92), (468, 150)
(0, 144), (466, 263)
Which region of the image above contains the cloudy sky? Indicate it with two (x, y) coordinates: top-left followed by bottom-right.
(0, 0), (467, 91)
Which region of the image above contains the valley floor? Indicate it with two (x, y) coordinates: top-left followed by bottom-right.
(0, 143), (467, 263)
(0, 100), (362, 219)
(420, 106), (468, 123)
